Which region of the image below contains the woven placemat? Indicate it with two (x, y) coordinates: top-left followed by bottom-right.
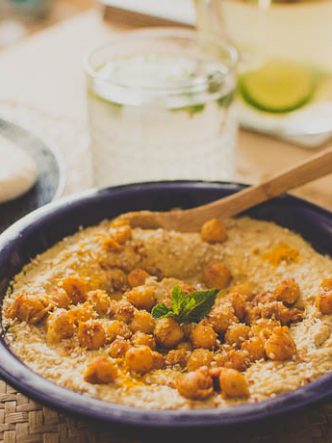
(0, 380), (133, 443)
(1, 377), (332, 443)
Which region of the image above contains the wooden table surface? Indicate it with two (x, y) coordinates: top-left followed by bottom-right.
(0, 8), (332, 443)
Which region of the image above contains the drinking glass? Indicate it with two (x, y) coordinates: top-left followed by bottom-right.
(85, 28), (238, 187)
(195, 0), (332, 145)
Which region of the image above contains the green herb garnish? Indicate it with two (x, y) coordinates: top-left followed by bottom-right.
(171, 103), (205, 117)
(152, 285), (218, 323)
(217, 91), (234, 108)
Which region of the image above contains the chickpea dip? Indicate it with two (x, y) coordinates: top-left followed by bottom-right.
(2, 216), (332, 410)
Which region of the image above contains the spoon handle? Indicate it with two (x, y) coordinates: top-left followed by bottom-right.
(126, 146), (332, 232)
(185, 145), (332, 224)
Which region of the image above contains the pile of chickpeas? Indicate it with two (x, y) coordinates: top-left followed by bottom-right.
(6, 218), (332, 401)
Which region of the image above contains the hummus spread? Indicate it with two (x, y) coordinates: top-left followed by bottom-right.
(2, 216), (332, 410)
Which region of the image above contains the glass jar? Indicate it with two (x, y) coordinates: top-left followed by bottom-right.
(85, 28), (238, 187)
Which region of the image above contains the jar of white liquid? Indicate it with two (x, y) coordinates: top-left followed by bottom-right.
(85, 29), (238, 187)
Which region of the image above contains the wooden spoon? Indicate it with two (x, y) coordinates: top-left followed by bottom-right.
(123, 146), (332, 232)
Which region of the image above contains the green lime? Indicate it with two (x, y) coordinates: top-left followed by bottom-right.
(239, 60), (315, 113)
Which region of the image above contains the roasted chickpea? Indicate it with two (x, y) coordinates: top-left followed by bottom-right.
(166, 349), (188, 367)
(78, 320), (106, 350)
(321, 278), (332, 292)
(128, 269), (150, 288)
(107, 320), (132, 342)
(51, 289), (71, 309)
(274, 279), (300, 305)
(87, 290), (111, 316)
(125, 345), (154, 374)
(264, 327), (296, 361)
(200, 218), (227, 244)
(60, 276), (88, 304)
(225, 323), (250, 347)
(191, 320), (217, 349)
(126, 286), (156, 310)
(250, 319), (280, 339)
(109, 338), (130, 358)
(277, 306), (303, 325)
(248, 301), (302, 325)
(46, 309), (74, 343)
(152, 351), (165, 369)
(241, 336), (265, 361)
(187, 349), (213, 371)
(154, 318), (184, 348)
(68, 302), (95, 324)
(182, 322), (195, 339)
(252, 291), (276, 306)
(245, 305), (262, 325)
(109, 268), (127, 291)
(129, 310), (155, 334)
(84, 356), (118, 384)
(203, 262), (232, 289)
(111, 300), (135, 323)
(259, 301), (286, 320)
(315, 292), (332, 315)
(231, 293), (247, 321)
(214, 349), (249, 372)
(131, 331), (156, 350)
(176, 368), (213, 400)
(6, 293), (49, 324)
(229, 283), (254, 301)
(219, 368), (249, 398)
(208, 306), (238, 334)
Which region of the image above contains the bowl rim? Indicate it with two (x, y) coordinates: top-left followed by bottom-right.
(0, 180), (331, 429)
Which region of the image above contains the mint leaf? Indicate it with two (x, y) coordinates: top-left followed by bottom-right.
(171, 285), (186, 315)
(151, 304), (174, 319)
(182, 289), (218, 322)
(151, 286), (218, 323)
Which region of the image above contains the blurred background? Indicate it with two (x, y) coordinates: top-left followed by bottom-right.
(0, 0), (198, 49)
(0, 0), (94, 48)
(2, 0), (332, 150)
(1, 0), (331, 217)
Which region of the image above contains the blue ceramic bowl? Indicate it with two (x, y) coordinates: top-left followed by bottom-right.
(0, 181), (331, 430)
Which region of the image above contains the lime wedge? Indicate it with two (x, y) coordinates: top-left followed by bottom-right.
(239, 61), (315, 113)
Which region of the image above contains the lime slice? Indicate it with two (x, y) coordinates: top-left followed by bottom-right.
(239, 61), (315, 113)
